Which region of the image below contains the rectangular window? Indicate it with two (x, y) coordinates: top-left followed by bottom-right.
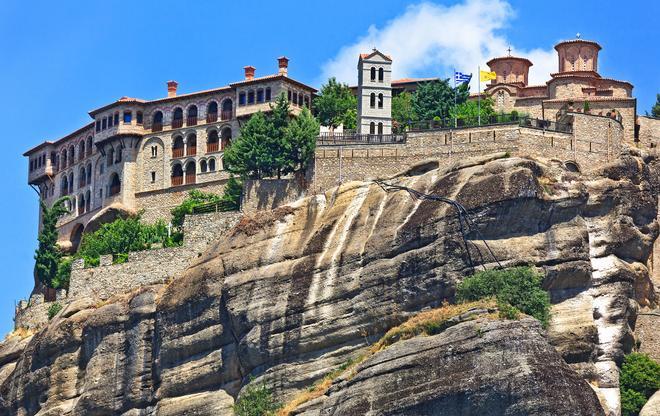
(257, 89), (264, 103)
(123, 111), (132, 124)
(247, 90), (255, 104)
(136, 111), (143, 124)
(96, 120), (101, 132)
(151, 172), (156, 183)
(102, 118), (107, 130)
(151, 146), (157, 158)
(114, 113), (119, 125)
(265, 88), (271, 101)
(239, 92), (246, 106)
(108, 115), (113, 127)
(287, 90), (291, 101)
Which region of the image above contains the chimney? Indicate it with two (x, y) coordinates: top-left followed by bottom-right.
(244, 66), (256, 80)
(278, 56), (289, 76)
(167, 80), (178, 97)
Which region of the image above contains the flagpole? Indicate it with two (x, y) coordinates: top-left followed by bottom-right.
(478, 65), (481, 126)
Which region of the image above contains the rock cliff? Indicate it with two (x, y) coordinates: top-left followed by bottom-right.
(0, 152), (657, 415)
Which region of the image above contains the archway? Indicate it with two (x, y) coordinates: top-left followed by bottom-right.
(70, 223), (84, 252)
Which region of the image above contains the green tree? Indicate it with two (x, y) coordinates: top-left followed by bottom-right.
(651, 94), (660, 118)
(456, 266), (551, 327)
(620, 353), (660, 416)
(449, 97), (496, 126)
(412, 79), (469, 121)
(313, 77), (357, 130)
(219, 175), (243, 211)
(392, 91), (418, 129)
(224, 112), (274, 178)
(34, 197), (69, 288)
(283, 107), (319, 174)
(268, 93), (291, 178)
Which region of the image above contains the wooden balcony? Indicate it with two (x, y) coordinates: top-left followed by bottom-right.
(186, 146), (197, 156)
(185, 174), (196, 185)
(187, 116), (197, 126)
(206, 112), (218, 123)
(207, 142), (219, 153)
(171, 176), (183, 186)
(152, 123), (163, 132)
(172, 148), (184, 158)
(172, 119), (183, 129)
(221, 110), (232, 121)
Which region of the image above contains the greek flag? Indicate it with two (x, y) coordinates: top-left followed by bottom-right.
(454, 71), (472, 84)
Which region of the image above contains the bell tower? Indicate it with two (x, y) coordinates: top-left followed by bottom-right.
(357, 49), (392, 135)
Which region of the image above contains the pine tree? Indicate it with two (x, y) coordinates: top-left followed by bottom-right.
(223, 112), (273, 179)
(283, 107), (320, 174)
(268, 94), (291, 178)
(412, 79), (469, 121)
(652, 94), (660, 118)
(34, 197), (69, 288)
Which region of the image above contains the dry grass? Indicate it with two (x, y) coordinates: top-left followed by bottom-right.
(277, 299), (498, 415)
(232, 206), (296, 237)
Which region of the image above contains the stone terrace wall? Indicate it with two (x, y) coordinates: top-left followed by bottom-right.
(14, 211), (242, 329)
(637, 116), (660, 150)
(242, 178), (308, 213)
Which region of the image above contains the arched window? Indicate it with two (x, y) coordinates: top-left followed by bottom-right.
(61, 176), (69, 196)
(378, 93), (383, 108)
(200, 160), (208, 173)
(79, 167), (86, 188)
(69, 146), (75, 164)
(377, 122), (383, 135)
(186, 133), (197, 156)
(369, 122), (375, 134)
(207, 101), (218, 122)
(109, 173), (121, 196)
(222, 99), (233, 120)
(221, 127), (232, 150)
(172, 108), (184, 128)
(378, 67), (384, 81)
(107, 148), (114, 166)
(153, 111), (164, 131)
(185, 161), (196, 184)
(171, 164), (184, 186)
(61, 149), (67, 168)
(86, 136), (93, 156)
(86, 163), (92, 185)
(78, 193), (85, 215)
(172, 136), (184, 158)
(85, 190), (91, 212)
(187, 105), (198, 126)
(370, 67), (376, 81)
(370, 93), (376, 108)
(68, 172), (74, 194)
(207, 130), (219, 153)
(79, 141), (85, 161)
(209, 158), (216, 172)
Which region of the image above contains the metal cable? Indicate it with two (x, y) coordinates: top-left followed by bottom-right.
(373, 179), (502, 271)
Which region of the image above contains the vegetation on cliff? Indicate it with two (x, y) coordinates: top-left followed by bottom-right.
(34, 196), (70, 289)
(233, 377), (281, 416)
(620, 353), (660, 416)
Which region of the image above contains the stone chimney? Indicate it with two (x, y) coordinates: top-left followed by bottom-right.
(244, 66), (256, 80)
(278, 56), (289, 76)
(167, 81), (178, 98)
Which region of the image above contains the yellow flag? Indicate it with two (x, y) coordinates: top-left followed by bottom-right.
(480, 70), (497, 81)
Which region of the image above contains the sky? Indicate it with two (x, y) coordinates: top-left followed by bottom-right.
(0, 0), (658, 336)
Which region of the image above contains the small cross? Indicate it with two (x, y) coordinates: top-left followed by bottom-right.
(507, 46), (512, 56)
(576, 32), (581, 39)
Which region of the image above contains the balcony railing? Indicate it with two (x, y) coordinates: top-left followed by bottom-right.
(172, 119), (184, 129)
(186, 146), (197, 156)
(207, 112), (218, 123)
(317, 133), (406, 146)
(221, 110), (232, 121)
(207, 142), (219, 153)
(187, 116), (197, 126)
(185, 174), (196, 185)
(172, 148), (184, 158)
(171, 176), (183, 186)
(152, 123), (163, 132)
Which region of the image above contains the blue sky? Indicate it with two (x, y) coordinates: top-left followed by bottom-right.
(0, 0), (657, 336)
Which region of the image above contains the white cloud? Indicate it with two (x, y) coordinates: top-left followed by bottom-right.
(318, 0), (556, 90)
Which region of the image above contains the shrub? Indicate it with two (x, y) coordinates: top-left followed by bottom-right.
(456, 266), (551, 327)
(47, 302), (63, 320)
(53, 257), (72, 289)
(171, 190), (222, 231)
(620, 353), (660, 416)
(233, 377), (281, 416)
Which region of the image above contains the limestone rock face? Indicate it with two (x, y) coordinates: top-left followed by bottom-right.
(0, 153), (657, 415)
(296, 318), (604, 416)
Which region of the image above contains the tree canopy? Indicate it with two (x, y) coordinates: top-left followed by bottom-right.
(314, 77), (357, 130)
(34, 197), (69, 288)
(450, 97), (496, 125)
(392, 91), (417, 128)
(651, 93), (660, 118)
(412, 79), (469, 121)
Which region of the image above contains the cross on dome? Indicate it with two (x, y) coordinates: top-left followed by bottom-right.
(507, 46), (512, 56)
(576, 32), (581, 39)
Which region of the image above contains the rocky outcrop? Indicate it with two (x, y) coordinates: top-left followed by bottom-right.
(295, 318), (604, 416)
(0, 153), (657, 415)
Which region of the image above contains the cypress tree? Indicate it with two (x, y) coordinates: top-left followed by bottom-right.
(34, 197), (69, 288)
(284, 107), (320, 173)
